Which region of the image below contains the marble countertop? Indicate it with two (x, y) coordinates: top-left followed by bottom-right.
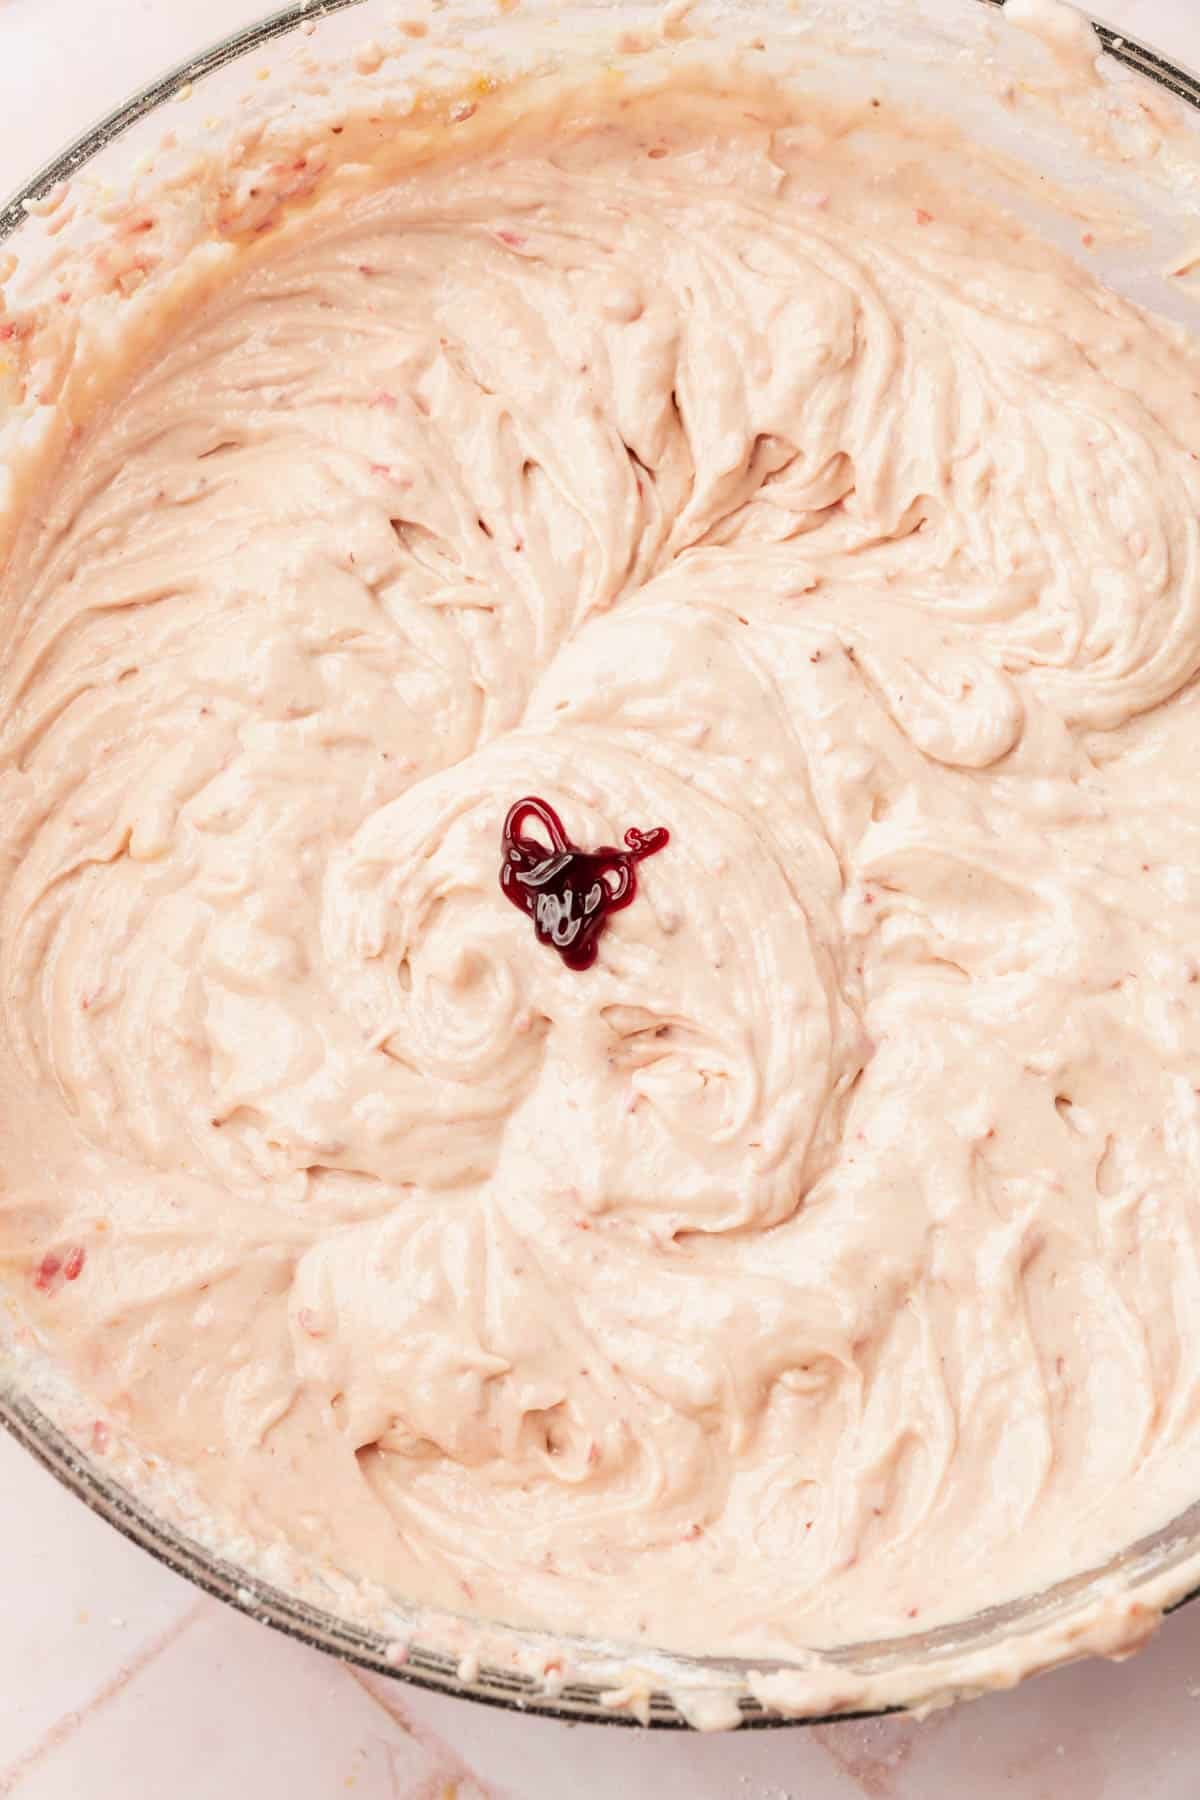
(2, 2), (1199, 1794)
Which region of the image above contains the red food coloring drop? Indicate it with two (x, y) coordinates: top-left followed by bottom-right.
(499, 796), (669, 971)
(64, 1246), (86, 1281)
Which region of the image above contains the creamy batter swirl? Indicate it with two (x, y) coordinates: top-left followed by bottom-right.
(5, 78), (1200, 1661)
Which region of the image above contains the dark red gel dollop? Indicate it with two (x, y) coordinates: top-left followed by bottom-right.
(500, 796), (669, 971)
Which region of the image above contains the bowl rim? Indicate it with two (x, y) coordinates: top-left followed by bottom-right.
(4, 0), (1200, 1731)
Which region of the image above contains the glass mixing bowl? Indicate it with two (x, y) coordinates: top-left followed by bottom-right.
(3, 0), (1200, 1730)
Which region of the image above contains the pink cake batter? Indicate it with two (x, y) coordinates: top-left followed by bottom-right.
(3, 56), (1200, 1683)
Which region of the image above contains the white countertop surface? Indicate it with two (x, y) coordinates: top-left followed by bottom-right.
(2, 2), (1200, 1795)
